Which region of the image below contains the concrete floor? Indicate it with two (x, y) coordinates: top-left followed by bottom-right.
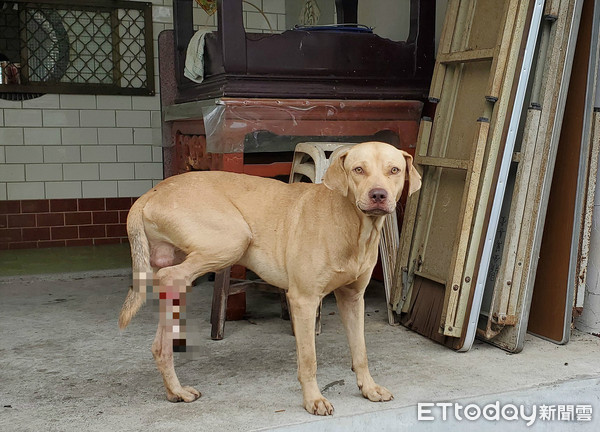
(1, 272), (600, 432)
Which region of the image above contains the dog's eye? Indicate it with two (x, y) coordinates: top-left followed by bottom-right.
(353, 167), (364, 174)
(391, 167), (400, 174)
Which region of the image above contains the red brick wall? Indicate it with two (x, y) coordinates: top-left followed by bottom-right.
(0, 198), (135, 250)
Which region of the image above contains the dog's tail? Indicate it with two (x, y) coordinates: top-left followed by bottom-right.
(119, 193), (152, 330)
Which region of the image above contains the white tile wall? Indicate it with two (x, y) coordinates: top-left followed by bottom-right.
(5, 109), (42, 127)
(60, 94), (97, 109)
(151, 111), (161, 128)
(0, 128), (24, 145)
(118, 145), (152, 162)
(0, 0), (286, 200)
(99, 128), (134, 145)
(116, 111), (151, 128)
(25, 128), (61, 145)
(43, 146), (81, 163)
(152, 128), (162, 146)
(22, 94), (60, 109)
(132, 95), (161, 111)
(243, 0), (262, 12)
(46, 181), (83, 199)
(135, 162), (164, 179)
(80, 110), (116, 127)
(0, 165), (25, 182)
(82, 180), (118, 198)
(193, 5), (217, 27)
(62, 128), (99, 145)
(97, 95), (132, 110)
(43, 109), (80, 127)
(0, 99), (21, 109)
(262, 0), (286, 15)
(7, 182), (44, 200)
(100, 163), (136, 180)
(63, 163), (100, 181)
(118, 180), (153, 197)
(246, 12), (278, 31)
(81, 146), (118, 163)
(26, 164), (63, 181)
(133, 128), (155, 145)
(5, 146), (43, 163)
(152, 146), (163, 162)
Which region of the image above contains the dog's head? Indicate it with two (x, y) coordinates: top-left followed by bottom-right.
(323, 142), (422, 216)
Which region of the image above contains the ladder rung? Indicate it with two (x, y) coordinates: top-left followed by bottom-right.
(417, 156), (470, 170)
(437, 48), (496, 65)
(413, 270), (447, 286)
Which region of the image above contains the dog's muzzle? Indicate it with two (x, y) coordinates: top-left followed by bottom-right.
(359, 188), (395, 216)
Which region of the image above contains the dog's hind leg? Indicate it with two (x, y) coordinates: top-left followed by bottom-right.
(151, 322), (201, 402)
(152, 249), (245, 402)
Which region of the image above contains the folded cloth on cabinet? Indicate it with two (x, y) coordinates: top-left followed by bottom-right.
(184, 29), (212, 83)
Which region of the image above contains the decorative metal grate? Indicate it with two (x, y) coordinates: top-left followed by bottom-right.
(0, 0), (154, 98)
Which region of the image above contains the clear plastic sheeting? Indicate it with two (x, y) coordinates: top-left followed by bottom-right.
(200, 98), (423, 154)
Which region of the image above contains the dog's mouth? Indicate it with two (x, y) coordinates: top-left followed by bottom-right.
(361, 208), (390, 216)
(358, 203), (395, 216)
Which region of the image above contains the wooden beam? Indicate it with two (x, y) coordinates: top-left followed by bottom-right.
(437, 48), (496, 64)
(417, 156), (470, 170)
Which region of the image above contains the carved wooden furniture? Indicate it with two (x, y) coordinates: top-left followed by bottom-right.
(171, 0), (435, 102)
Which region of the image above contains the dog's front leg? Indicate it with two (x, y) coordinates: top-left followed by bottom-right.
(334, 284), (393, 403)
(288, 293), (334, 416)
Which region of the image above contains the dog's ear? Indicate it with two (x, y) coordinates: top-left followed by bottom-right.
(401, 150), (422, 196)
(323, 147), (350, 196)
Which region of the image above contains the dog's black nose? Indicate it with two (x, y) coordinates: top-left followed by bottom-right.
(369, 188), (388, 203)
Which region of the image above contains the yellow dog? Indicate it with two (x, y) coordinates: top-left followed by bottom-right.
(119, 141), (421, 415)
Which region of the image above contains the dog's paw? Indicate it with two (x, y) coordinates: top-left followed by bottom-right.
(167, 386), (201, 403)
(304, 397), (334, 416)
(361, 384), (393, 402)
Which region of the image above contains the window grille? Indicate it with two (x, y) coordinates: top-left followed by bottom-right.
(0, 0), (154, 99)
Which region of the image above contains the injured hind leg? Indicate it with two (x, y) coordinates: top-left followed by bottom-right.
(151, 322), (201, 402)
(152, 251), (240, 402)
(152, 273), (199, 402)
